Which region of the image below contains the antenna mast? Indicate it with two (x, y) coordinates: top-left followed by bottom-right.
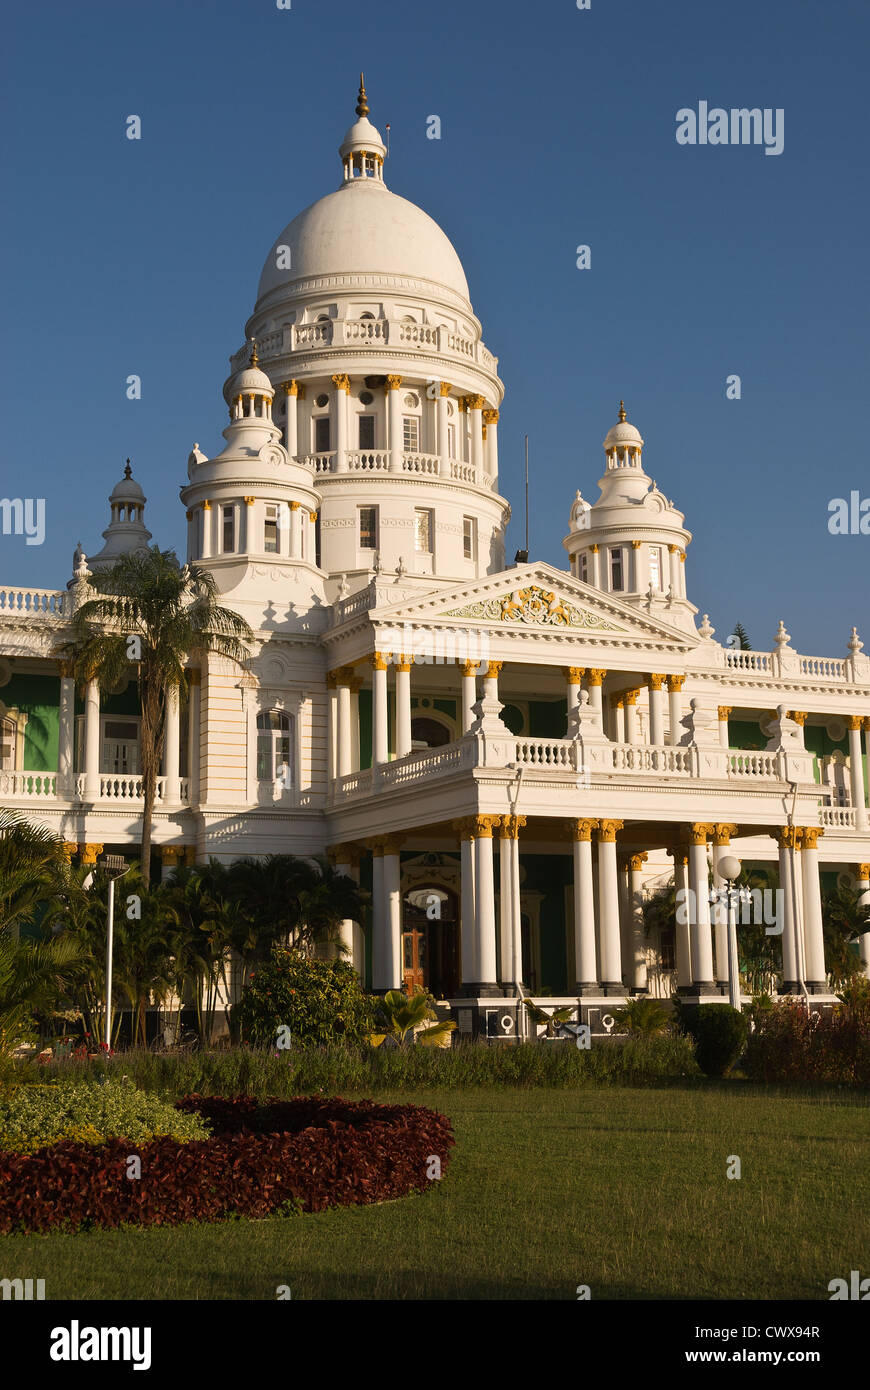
(524, 434), (529, 555)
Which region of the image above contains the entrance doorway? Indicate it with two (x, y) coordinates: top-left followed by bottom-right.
(402, 885), (460, 998)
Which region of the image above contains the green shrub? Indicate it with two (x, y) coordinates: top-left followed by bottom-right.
(678, 1004), (748, 1076)
(0, 1081), (211, 1154)
(231, 948), (374, 1048)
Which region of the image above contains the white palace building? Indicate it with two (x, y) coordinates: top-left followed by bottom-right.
(1, 82), (868, 1033)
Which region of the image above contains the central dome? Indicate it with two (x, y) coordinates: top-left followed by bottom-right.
(257, 179), (471, 305)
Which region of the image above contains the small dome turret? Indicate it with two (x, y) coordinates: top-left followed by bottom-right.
(87, 461), (152, 571)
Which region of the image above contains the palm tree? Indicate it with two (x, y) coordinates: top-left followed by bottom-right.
(375, 988), (456, 1046)
(63, 547), (253, 883)
(522, 998), (576, 1038)
(0, 810), (68, 937)
(0, 930), (88, 1058)
(611, 996), (671, 1034)
(821, 885), (869, 987)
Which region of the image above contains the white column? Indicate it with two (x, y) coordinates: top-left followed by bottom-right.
(289, 502), (302, 559)
(474, 817), (498, 988)
(667, 675), (685, 746)
(624, 691), (639, 744)
(565, 666), (583, 717)
(482, 659), (501, 701)
(372, 655), (389, 764)
(459, 660), (478, 732)
(57, 663), (75, 796)
(499, 824), (514, 985)
(590, 545), (601, 588)
(333, 853), (357, 971)
(437, 382), (451, 473)
(459, 823), (477, 988)
(349, 682), (361, 772)
(671, 851), (693, 988)
(395, 659), (412, 757)
(573, 823), (597, 990)
(711, 829), (737, 984)
(587, 670), (605, 721)
(800, 830), (827, 988)
(84, 678), (101, 800)
(688, 827), (715, 989)
(718, 705), (732, 749)
(383, 843), (402, 991)
(327, 679), (338, 782)
(668, 544), (680, 593)
(628, 852), (648, 990)
(612, 698), (625, 743)
(596, 822), (624, 990)
(483, 408), (499, 478)
(468, 395), (484, 476)
(848, 717), (868, 829)
(648, 676), (665, 746)
(200, 501), (212, 560)
(371, 848), (387, 988)
(282, 381), (298, 457)
(387, 375), (403, 472)
(187, 669), (201, 804)
(332, 373), (349, 472)
(163, 684), (181, 806)
(857, 863), (870, 979)
(630, 541), (642, 592)
(337, 675), (352, 778)
(777, 830), (800, 991)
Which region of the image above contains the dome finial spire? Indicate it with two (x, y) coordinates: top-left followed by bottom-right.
(124, 458), (132, 478)
(249, 338), (259, 367)
(618, 400), (627, 422)
(355, 73), (369, 119)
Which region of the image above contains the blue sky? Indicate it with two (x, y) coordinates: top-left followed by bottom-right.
(1, 0), (867, 655)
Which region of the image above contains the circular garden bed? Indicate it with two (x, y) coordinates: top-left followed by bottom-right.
(0, 1094), (454, 1233)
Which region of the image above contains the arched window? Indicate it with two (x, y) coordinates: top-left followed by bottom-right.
(256, 710), (293, 787)
(411, 716), (452, 749)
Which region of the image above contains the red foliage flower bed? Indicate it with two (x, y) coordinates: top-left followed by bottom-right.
(0, 1094), (454, 1234)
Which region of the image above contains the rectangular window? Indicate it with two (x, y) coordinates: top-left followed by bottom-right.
(403, 416), (419, 452)
(610, 547), (623, 591)
(315, 416), (331, 453)
(414, 509), (433, 554)
(359, 506), (378, 550)
(447, 423), (456, 458)
(358, 414), (375, 449)
(648, 545), (662, 590)
(264, 504), (279, 554)
(221, 505), (235, 554)
(463, 515), (476, 561)
(578, 553), (588, 582)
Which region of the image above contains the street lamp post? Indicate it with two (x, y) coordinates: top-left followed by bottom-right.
(718, 853), (742, 1011)
(101, 855), (129, 1050)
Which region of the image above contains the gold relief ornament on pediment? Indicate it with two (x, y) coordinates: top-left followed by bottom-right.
(442, 585), (627, 631)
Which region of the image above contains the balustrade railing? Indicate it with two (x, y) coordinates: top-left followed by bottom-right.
(346, 450), (389, 471)
(0, 587), (67, 618)
(820, 805), (857, 828)
(0, 770), (57, 797)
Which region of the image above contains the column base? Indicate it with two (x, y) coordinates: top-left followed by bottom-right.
(601, 981), (626, 996)
(575, 982), (601, 996)
(461, 982), (500, 998)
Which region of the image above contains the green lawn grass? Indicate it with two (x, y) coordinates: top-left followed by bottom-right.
(2, 1083), (866, 1300)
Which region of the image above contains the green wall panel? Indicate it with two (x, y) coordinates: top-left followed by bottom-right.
(1, 673), (60, 773)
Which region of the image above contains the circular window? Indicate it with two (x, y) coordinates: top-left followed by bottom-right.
(315, 394), (329, 409)
(359, 390), (374, 406)
(404, 393), (419, 409)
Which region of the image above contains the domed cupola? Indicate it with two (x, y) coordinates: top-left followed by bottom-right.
(179, 341), (323, 609)
(86, 460), (153, 571)
(338, 75), (387, 184)
(207, 79), (510, 599)
(563, 403), (697, 632)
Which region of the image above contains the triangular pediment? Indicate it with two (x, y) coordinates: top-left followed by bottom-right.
(367, 563), (699, 649)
